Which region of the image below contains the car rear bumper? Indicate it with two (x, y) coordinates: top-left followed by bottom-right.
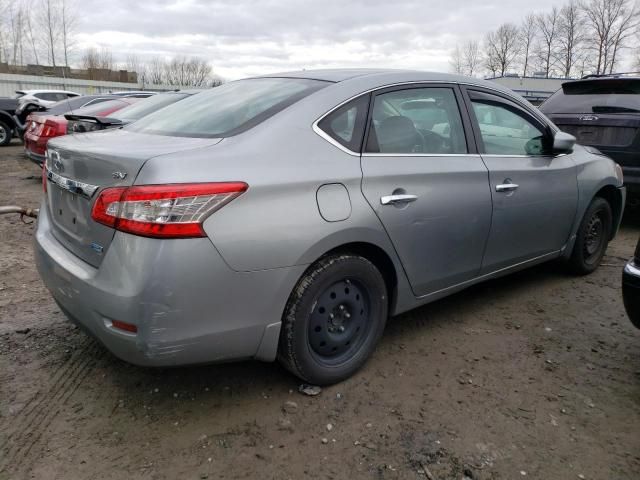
(34, 201), (305, 366)
(25, 147), (45, 166)
(623, 259), (640, 329)
(24, 132), (48, 165)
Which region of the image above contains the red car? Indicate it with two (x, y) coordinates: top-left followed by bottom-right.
(24, 97), (139, 166)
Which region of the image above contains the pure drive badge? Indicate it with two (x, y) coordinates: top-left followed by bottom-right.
(90, 242), (104, 254)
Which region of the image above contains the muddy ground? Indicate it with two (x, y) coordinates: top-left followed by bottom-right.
(0, 139), (639, 480)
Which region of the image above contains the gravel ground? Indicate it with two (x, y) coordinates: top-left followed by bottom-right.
(1, 139), (639, 480)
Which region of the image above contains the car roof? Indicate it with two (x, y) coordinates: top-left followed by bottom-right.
(17, 89), (80, 95)
(258, 68), (511, 92)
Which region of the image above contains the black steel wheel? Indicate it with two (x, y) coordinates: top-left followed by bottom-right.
(569, 197), (612, 275)
(278, 254), (388, 385)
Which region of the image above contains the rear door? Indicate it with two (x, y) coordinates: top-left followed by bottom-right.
(464, 88), (578, 273)
(360, 84), (492, 296)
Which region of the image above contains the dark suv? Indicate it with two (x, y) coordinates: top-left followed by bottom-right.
(540, 76), (640, 204)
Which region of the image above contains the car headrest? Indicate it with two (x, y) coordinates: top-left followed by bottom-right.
(376, 116), (420, 153)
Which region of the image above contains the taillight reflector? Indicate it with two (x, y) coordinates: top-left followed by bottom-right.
(91, 182), (248, 239)
(111, 320), (138, 333)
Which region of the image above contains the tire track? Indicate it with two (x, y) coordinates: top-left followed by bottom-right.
(0, 341), (103, 475)
(0, 339), (93, 449)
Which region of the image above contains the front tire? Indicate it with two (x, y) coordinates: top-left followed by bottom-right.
(278, 254), (388, 385)
(0, 121), (11, 146)
(568, 197), (612, 275)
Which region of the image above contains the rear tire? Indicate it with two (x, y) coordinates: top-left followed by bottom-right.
(0, 121), (11, 146)
(278, 254), (388, 385)
(568, 197), (612, 275)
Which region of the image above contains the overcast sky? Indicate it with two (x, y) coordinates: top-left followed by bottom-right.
(76, 0), (590, 80)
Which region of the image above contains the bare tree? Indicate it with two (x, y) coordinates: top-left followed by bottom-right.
(60, 0), (77, 66)
(9, 5), (25, 65)
(25, 6), (40, 65)
(520, 14), (537, 77)
(484, 23), (521, 77)
(147, 56), (166, 84)
(556, 1), (585, 77)
(462, 40), (482, 76)
(81, 46), (114, 72)
(39, 0), (58, 66)
(583, 0), (639, 75)
(535, 7), (560, 77)
(143, 56), (219, 87)
(449, 44), (464, 75)
(607, 2), (639, 73)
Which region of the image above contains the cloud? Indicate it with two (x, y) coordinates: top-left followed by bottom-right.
(72, 0), (594, 79)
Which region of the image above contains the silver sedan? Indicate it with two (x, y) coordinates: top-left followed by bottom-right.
(34, 69), (626, 385)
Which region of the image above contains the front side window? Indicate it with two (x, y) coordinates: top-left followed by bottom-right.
(317, 94), (369, 152)
(128, 78), (329, 138)
(365, 87), (467, 154)
(471, 95), (550, 156)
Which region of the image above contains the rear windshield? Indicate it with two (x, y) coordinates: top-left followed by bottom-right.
(71, 99), (130, 116)
(540, 79), (640, 114)
(47, 96), (92, 115)
(127, 78), (329, 138)
(110, 93), (189, 122)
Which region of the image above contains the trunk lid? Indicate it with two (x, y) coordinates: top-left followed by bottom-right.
(44, 129), (221, 267)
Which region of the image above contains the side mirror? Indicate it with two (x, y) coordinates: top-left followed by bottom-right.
(553, 131), (576, 154)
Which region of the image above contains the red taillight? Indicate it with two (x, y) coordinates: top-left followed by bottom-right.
(41, 119), (65, 138)
(91, 182), (248, 239)
(112, 320), (138, 333)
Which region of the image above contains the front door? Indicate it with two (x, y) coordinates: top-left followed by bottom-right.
(360, 85), (493, 297)
(465, 88), (578, 273)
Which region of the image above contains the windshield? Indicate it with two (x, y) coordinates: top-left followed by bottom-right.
(110, 93), (190, 122)
(540, 79), (640, 114)
(127, 77), (329, 138)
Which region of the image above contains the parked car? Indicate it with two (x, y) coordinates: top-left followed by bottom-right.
(0, 97), (20, 146)
(14, 89), (81, 108)
(35, 70), (626, 385)
(540, 75), (640, 205)
(65, 89), (202, 133)
(13, 94), (118, 137)
(623, 237), (640, 328)
(24, 97), (139, 165)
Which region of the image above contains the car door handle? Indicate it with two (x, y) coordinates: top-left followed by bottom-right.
(495, 183), (519, 192)
(380, 194), (418, 205)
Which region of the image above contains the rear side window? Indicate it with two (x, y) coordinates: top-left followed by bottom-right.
(35, 93), (55, 101)
(128, 78), (329, 138)
(317, 94), (369, 152)
(365, 87), (467, 154)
